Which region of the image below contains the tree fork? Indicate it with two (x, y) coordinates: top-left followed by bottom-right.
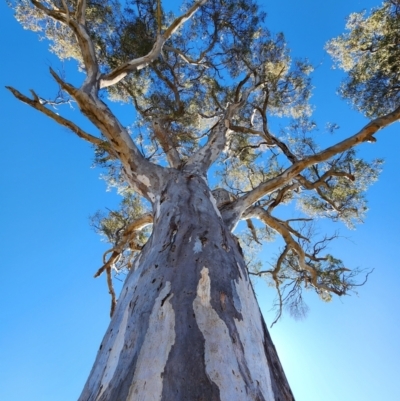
(79, 171), (294, 401)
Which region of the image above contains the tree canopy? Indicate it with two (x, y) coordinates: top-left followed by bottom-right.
(327, 0), (400, 117)
(7, 0), (400, 323)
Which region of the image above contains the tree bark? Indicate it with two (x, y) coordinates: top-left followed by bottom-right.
(78, 171), (294, 401)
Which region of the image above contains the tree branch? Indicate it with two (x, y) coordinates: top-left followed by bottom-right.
(184, 116), (229, 174)
(152, 119), (181, 168)
(164, 45), (208, 66)
(100, 0), (208, 88)
(94, 213), (153, 278)
(234, 105), (400, 212)
(46, 69), (166, 200)
(229, 124), (274, 143)
(31, 0), (99, 92)
(106, 265), (117, 317)
(246, 219), (261, 244)
(163, 14), (218, 67)
(75, 0), (86, 24)
(185, 75), (263, 174)
(245, 206), (349, 296)
(297, 170), (355, 191)
(6, 86), (106, 148)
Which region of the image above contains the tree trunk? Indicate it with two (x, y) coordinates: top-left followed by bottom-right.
(78, 171), (294, 401)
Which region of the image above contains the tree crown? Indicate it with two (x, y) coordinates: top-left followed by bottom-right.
(327, 0), (400, 117)
(8, 0), (400, 322)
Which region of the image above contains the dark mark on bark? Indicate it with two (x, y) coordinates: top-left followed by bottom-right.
(200, 236), (208, 246)
(161, 292), (171, 307)
(220, 292), (226, 310)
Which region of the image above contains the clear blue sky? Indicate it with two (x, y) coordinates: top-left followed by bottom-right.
(0, 1), (399, 400)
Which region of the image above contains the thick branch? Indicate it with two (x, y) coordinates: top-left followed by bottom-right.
(152, 119), (181, 168)
(235, 105), (400, 212)
(185, 77), (262, 174)
(47, 69), (166, 199)
(31, 0), (99, 91)
(100, 35), (165, 88)
(75, 0), (86, 24)
(267, 183), (299, 213)
(184, 117), (229, 174)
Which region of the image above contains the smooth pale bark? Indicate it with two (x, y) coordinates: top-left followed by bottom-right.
(79, 171), (294, 401)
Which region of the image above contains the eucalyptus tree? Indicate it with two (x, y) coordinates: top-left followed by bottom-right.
(6, 0), (400, 400)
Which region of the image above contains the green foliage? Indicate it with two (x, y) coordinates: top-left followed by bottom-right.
(327, 0), (400, 117)
(90, 191), (151, 272)
(112, 0), (381, 316)
(90, 192), (147, 244)
(299, 150), (383, 228)
(10, 0), (390, 320)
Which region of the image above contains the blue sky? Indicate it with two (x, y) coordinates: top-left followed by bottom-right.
(0, 1), (399, 400)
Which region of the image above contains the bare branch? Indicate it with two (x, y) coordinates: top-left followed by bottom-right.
(6, 86), (106, 148)
(49, 67), (78, 96)
(106, 266), (117, 317)
(230, 121), (298, 165)
(249, 246), (289, 327)
(246, 206), (345, 296)
(262, 129), (298, 164)
(352, 268), (374, 287)
(280, 221), (310, 242)
(246, 219), (261, 244)
(267, 183), (299, 213)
